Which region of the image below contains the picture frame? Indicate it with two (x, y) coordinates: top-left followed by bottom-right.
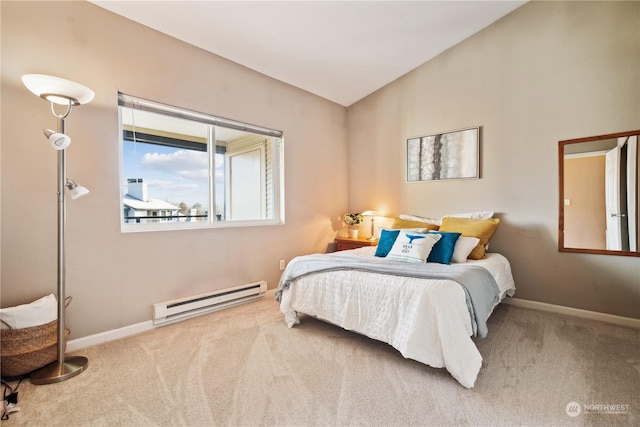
(406, 126), (480, 182)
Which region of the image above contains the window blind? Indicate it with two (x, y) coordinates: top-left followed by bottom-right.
(118, 92), (282, 138)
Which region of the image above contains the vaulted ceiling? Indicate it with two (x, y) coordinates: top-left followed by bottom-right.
(90, 1), (527, 106)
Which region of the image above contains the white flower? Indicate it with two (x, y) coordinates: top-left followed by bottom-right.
(343, 213), (363, 226)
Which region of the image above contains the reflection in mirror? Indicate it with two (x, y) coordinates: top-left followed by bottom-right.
(559, 130), (640, 256)
(118, 93), (284, 232)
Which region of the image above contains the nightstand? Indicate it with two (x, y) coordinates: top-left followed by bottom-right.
(335, 236), (378, 251)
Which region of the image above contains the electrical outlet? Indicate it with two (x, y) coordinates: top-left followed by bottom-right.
(6, 392), (18, 405)
(279, 259), (285, 270)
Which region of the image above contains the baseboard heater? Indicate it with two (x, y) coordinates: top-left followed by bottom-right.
(152, 281), (267, 326)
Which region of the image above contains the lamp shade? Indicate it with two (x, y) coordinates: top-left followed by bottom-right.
(66, 179), (90, 200)
(44, 129), (71, 150)
(22, 74), (95, 106)
(361, 210), (379, 217)
(69, 186), (90, 200)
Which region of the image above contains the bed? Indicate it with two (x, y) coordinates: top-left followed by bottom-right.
(275, 243), (515, 389)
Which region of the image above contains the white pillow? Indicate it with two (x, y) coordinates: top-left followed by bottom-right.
(398, 214), (440, 225)
(400, 211), (493, 227)
(378, 227), (427, 235)
(451, 236), (481, 263)
(387, 231), (441, 263)
(443, 211), (494, 221)
(0, 294), (57, 329)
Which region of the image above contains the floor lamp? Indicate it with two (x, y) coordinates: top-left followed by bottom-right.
(22, 74), (94, 384)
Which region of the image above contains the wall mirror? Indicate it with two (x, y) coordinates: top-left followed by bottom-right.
(559, 130), (640, 256)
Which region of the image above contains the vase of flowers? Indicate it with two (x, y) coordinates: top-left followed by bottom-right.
(343, 213), (364, 238)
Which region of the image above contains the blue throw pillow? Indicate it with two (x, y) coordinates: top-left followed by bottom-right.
(427, 231), (462, 264)
(375, 229), (400, 257)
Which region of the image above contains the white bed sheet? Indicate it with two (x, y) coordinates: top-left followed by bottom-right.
(279, 248), (516, 388)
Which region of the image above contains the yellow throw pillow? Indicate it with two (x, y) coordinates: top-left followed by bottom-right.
(390, 217), (440, 231)
(439, 217), (500, 259)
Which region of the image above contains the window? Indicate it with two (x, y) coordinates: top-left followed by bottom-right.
(119, 93), (284, 232)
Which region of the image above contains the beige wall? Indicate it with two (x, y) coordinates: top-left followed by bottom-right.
(2, 1), (639, 344)
(347, 1), (640, 318)
(0, 1), (348, 338)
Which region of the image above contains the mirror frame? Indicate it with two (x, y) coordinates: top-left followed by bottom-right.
(559, 129), (640, 257)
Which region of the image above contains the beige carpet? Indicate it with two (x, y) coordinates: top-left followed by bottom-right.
(3, 293), (638, 426)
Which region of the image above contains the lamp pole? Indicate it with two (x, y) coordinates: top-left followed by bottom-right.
(56, 114), (67, 365)
(25, 80), (91, 384)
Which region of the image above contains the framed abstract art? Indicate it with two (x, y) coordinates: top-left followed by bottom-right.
(406, 127), (480, 182)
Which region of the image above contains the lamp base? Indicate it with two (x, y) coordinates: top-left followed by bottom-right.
(30, 356), (88, 385)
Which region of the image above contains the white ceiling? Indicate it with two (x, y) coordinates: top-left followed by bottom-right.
(90, 1), (527, 107)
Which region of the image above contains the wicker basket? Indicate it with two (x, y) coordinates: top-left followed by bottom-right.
(1, 319), (70, 378)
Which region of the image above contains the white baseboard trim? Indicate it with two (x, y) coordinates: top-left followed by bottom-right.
(67, 320), (154, 352)
(67, 289), (276, 352)
(67, 294), (637, 352)
(502, 297), (640, 329)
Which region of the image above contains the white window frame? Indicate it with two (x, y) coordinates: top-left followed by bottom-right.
(118, 93), (285, 233)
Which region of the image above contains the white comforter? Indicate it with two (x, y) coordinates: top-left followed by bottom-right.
(278, 247), (516, 388)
